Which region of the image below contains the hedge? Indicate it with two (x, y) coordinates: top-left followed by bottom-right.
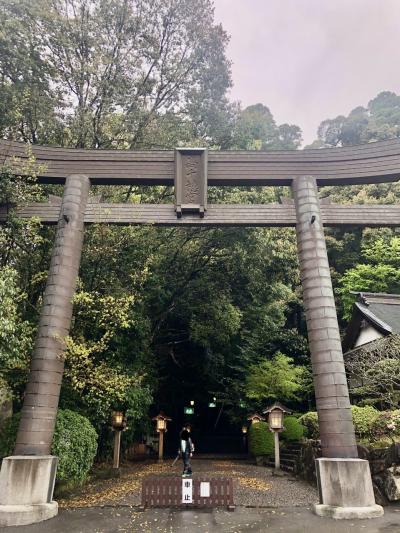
(351, 405), (379, 439)
(298, 411), (319, 439)
(299, 406), (387, 442)
(248, 421), (274, 457)
(281, 415), (304, 442)
(0, 409), (98, 484)
(52, 409), (98, 483)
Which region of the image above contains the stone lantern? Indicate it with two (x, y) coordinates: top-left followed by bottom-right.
(247, 413), (264, 425)
(152, 412), (172, 462)
(263, 402), (291, 470)
(111, 411), (127, 469)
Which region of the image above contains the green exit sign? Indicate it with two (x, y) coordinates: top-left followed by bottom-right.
(208, 402), (216, 408)
(184, 407), (194, 415)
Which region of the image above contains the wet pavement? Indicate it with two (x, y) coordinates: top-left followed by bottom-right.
(2, 505), (400, 533)
(1, 459), (399, 532)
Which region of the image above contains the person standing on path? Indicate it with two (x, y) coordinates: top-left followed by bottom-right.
(179, 425), (194, 477)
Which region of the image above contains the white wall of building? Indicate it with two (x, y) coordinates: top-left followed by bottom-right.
(355, 325), (383, 347)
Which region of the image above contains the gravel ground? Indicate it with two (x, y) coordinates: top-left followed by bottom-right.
(59, 458), (318, 508)
(189, 460), (318, 507)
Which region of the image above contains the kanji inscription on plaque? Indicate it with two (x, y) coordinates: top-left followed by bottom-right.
(182, 478), (193, 504)
(183, 155), (201, 204)
(174, 148), (207, 218)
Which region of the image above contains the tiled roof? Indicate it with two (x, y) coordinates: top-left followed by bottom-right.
(342, 292), (400, 351)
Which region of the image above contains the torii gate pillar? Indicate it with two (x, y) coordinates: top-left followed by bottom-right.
(292, 176), (383, 519)
(0, 175), (90, 527)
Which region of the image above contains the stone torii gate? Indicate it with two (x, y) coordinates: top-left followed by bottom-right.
(2, 138), (400, 525)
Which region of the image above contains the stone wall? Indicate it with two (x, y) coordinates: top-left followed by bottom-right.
(293, 440), (400, 506)
(293, 440), (321, 483)
(358, 443), (400, 505)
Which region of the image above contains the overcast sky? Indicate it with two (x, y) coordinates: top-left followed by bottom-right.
(213, 0), (400, 146)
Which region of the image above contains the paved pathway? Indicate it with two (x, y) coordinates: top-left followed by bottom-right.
(2, 459), (399, 532)
(2, 505), (400, 533)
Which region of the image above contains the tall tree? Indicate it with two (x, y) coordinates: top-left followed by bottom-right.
(314, 91), (400, 148)
(233, 103), (302, 150)
(0, 0), (63, 143)
(0, 0), (233, 149)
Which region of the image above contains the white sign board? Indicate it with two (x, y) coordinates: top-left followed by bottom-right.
(182, 478), (193, 504)
(200, 482), (210, 498)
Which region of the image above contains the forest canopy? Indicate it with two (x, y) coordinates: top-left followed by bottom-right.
(1, 0), (400, 457)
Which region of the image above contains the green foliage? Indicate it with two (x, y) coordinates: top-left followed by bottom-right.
(281, 415), (304, 442)
(371, 410), (400, 440)
(52, 409), (98, 484)
(338, 264), (400, 320)
(362, 237), (400, 266)
(233, 103), (302, 150)
(0, 413), (20, 459)
(0, 410), (97, 484)
(0, 267), (32, 371)
(0, 0), (233, 149)
(315, 91), (400, 147)
(0, 0), (315, 451)
(248, 421), (274, 457)
(299, 407), (380, 442)
(299, 412), (319, 440)
(61, 286), (153, 428)
(9, 0), (400, 461)
(189, 298), (242, 349)
(351, 406), (380, 439)
(0, 377), (12, 408)
(245, 352), (305, 404)
(345, 334), (400, 409)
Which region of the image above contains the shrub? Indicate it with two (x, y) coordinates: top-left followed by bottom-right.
(0, 409), (97, 485)
(52, 409), (98, 484)
(281, 415), (304, 442)
(248, 421), (274, 457)
(0, 413), (20, 459)
(299, 411), (319, 439)
(371, 410), (400, 440)
(351, 405), (379, 439)
(299, 407), (380, 441)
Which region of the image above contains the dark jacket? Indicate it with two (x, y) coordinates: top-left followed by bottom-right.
(179, 430), (194, 454)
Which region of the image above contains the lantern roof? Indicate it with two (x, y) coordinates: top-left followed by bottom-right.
(263, 402), (292, 415)
(152, 412), (172, 421)
(247, 413), (264, 421)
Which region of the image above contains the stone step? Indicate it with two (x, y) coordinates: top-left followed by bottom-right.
(265, 460), (294, 472)
(265, 456), (296, 467)
(280, 458), (296, 466)
(280, 452), (298, 460)
(283, 442), (301, 448)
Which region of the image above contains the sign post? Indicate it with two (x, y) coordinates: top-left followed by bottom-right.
(182, 478), (193, 504)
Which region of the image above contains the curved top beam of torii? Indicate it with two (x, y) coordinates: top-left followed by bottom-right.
(1, 137), (400, 186)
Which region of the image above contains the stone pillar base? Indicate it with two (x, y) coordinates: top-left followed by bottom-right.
(314, 503), (383, 519)
(0, 456), (58, 526)
(0, 502), (58, 527)
(315, 458), (384, 520)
